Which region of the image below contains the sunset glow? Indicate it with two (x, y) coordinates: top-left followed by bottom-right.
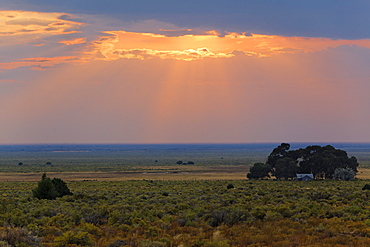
(92, 31), (370, 61)
(2, 10), (370, 69)
(1, 3), (370, 144)
(0, 10), (82, 36)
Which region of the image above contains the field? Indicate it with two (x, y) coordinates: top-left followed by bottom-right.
(3, 179), (370, 246)
(1, 143), (370, 246)
(0, 165), (248, 182)
(0, 166), (370, 182)
(0, 143), (370, 181)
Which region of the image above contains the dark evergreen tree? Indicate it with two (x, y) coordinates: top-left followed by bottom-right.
(33, 173), (72, 200)
(32, 173), (58, 200)
(52, 177), (73, 197)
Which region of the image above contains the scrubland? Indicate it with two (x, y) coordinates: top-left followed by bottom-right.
(1, 143), (370, 246)
(2, 179), (370, 246)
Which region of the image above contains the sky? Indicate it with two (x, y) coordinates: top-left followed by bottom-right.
(1, 1), (370, 144)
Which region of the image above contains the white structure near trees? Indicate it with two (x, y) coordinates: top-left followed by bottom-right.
(296, 174), (314, 181)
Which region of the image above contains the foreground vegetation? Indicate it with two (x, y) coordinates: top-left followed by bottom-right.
(1, 144), (370, 246)
(2, 179), (370, 246)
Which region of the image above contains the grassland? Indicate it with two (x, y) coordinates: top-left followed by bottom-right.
(2, 179), (370, 246)
(1, 143), (370, 246)
(1, 166), (370, 182)
(0, 143), (369, 181)
(0, 165), (247, 182)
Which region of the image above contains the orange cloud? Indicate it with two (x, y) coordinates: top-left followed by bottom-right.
(0, 11), (89, 71)
(111, 47), (233, 61)
(59, 38), (86, 45)
(3, 10), (370, 68)
(0, 10), (83, 36)
(92, 31), (370, 61)
(0, 56), (78, 70)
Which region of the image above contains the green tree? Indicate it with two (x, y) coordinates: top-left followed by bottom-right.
(32, 173), (58, 200)
(32, 173), (72, 200)
(298, 145), (359, 179)
(266, 143), (359, 179)
(52, 178), (73, 197)
(247, 162), (271, 179)
(274, 157), (298, 180)
(266, 143), (290, 170)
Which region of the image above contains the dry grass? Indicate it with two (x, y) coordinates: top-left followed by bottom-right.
(0, 172), (247, 182)
(0, 165), (248, 182)
(1, 166), (369, 182)
(355, 167), (370, 179)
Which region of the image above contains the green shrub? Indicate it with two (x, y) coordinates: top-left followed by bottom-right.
(140, 240), (167, 247)
(109, 239), (128, 247)
(333, 168), (356, 181)
(52, 178), (73, 197)
(54, 230), (92, 246)
(0, 225), (40, 247)
(32, 173), (58, 200)
(227, 184), (234, 189)
(32, 173), (72, 200)
(362, 184), (370, 190)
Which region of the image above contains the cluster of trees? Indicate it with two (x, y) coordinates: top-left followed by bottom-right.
(247, 143), (359, 180)
(176, 160), (195, 165)
(32, 173), (73, 200)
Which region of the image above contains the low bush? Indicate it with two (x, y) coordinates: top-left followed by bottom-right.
(32, 173), (72, 200)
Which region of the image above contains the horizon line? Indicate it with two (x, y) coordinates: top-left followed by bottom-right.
(1, 142), (370, 146)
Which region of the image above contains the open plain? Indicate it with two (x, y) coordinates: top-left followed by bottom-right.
(1, 144), (370, 246)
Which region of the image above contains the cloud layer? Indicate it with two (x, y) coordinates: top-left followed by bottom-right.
(0, 10), (81, 36)
(1, 10), (370, 144)
(4, 0), (370, 39)
(2, 10), (370, 72)
(93, 31), (370, 61)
